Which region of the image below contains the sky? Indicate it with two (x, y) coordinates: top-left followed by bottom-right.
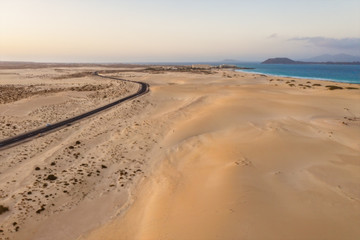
(1, 0), (359, 62)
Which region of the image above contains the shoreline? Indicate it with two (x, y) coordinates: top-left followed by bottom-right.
(235, 69), (360, 84)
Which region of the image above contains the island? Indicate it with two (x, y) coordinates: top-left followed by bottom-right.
(262, 57), (360, 65)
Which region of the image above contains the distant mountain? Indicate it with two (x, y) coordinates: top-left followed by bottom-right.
(262, 57), (360, 65)
(300, 54), (360, 63)
(262, 58), (299, 64)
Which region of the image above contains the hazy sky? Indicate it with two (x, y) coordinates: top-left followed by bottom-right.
(1, 0), (359, 62)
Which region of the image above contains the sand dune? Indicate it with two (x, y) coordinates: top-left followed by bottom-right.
(83, 71), (360, 240)
(1, 67), (359, 239)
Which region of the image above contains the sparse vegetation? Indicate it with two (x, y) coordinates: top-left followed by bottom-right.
(53, 71), (92, 80)
(0, 83), (112, 105)
(346, 87), (359, 90)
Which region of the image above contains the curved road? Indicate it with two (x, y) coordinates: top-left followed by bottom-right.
(0, 72), (150, 150)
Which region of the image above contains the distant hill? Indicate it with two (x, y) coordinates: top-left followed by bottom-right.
(300, 54), (360, 63)
(262, 58), (300, 64)
(262, 57), (360, 65)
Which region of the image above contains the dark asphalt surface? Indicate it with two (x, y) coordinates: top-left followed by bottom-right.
(0, 72), (150, 150)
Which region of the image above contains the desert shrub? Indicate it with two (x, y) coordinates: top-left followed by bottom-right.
(326, 85), (343, 90)
(0, 205), (9, 215)
(46, 174), (57, 181)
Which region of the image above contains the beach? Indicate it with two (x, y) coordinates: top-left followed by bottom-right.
(0, 65), (359, 240)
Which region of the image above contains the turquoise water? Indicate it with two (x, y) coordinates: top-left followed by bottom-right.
(142, 61), (360, 84)
(233, 63), (360, 84)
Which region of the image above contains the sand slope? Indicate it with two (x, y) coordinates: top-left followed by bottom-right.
(83, 71), (360, 240)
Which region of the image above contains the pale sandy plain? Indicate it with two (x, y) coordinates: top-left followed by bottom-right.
(0, 64), (359, 240)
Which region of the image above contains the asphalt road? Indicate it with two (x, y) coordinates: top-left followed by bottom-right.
(0, 72), (150, 150)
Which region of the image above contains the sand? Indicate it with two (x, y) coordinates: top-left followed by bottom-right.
(0, 65), (359, 240)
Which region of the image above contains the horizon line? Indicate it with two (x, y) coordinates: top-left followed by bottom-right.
(0, 60), (262, 64)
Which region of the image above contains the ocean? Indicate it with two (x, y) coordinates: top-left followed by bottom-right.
(145, 62), (360, 84)
(232, 63), (360, 84)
